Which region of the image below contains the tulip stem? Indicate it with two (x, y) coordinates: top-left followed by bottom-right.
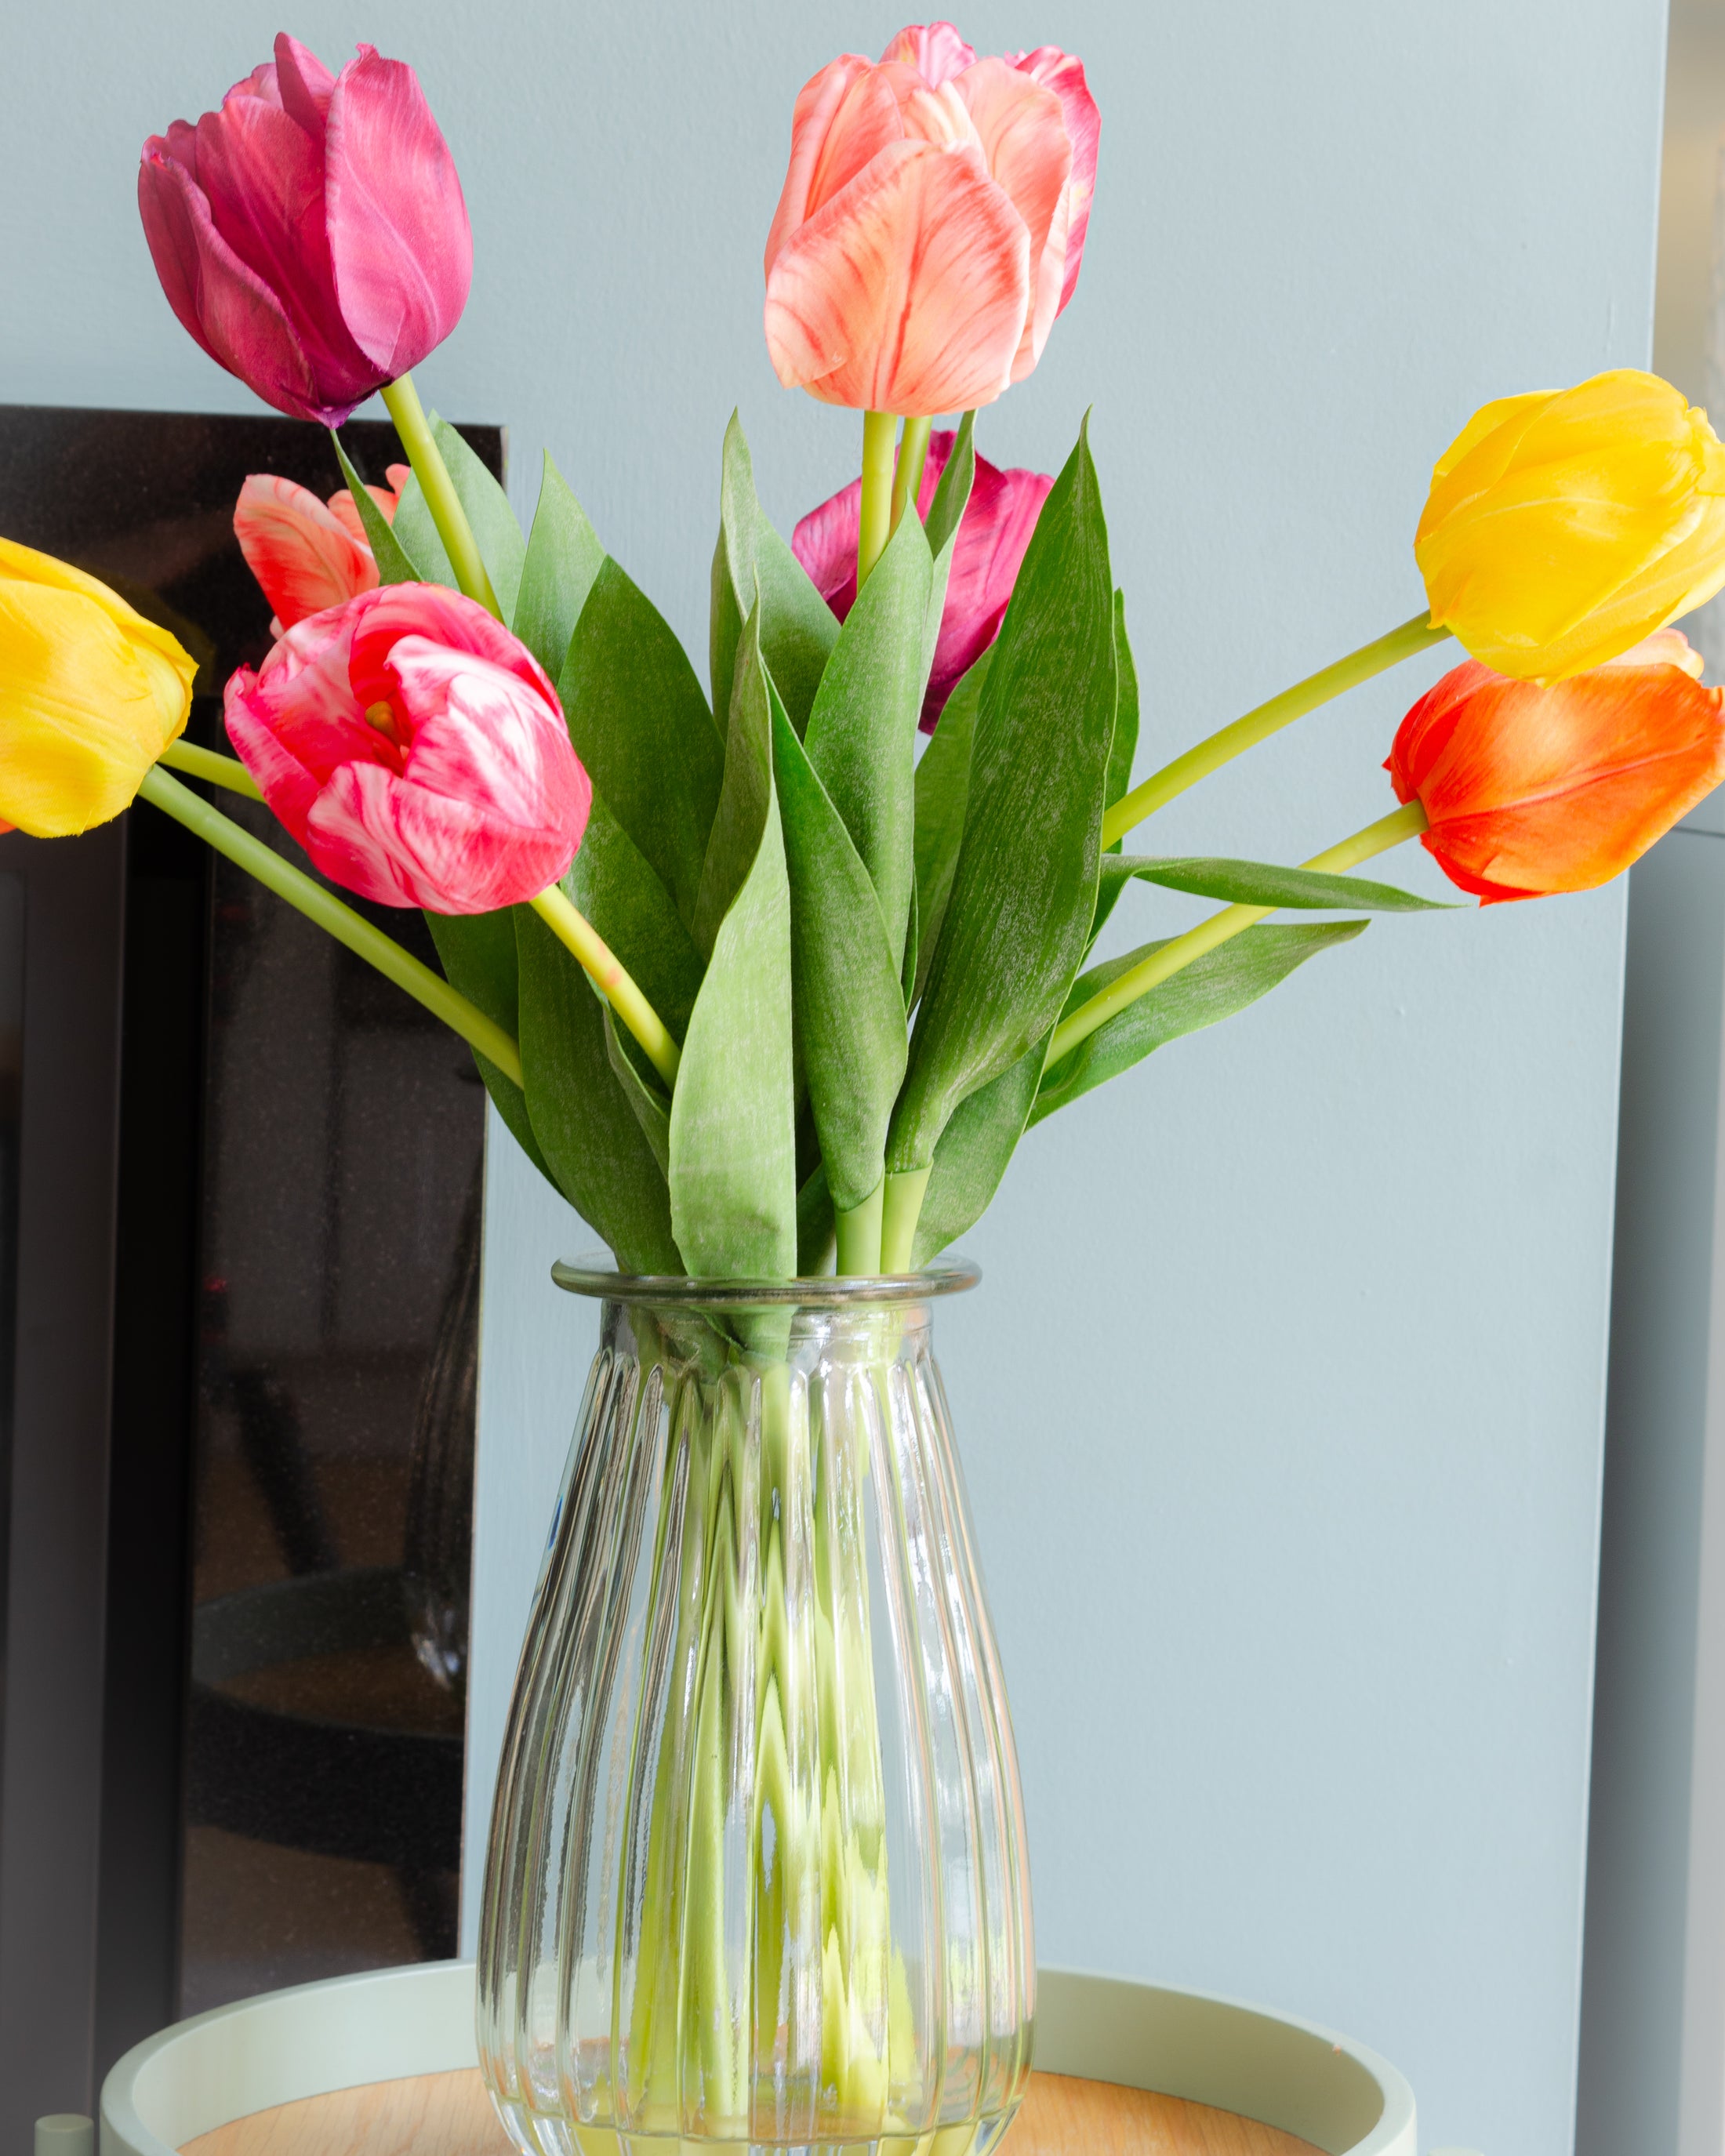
(380, 372), (503, 620)
(879, 1167), (932, 1275)
(138, 764), (525, 1086)
(834, 1180), (884, 1276)
(890, 417), (932, 535)
(1102, 613), (1451, 848)
(528, 885), (681, 1091)
(1049, 799), (1430, 1066)
(159, 739), (263, 800)
(857, 410), (898, 590)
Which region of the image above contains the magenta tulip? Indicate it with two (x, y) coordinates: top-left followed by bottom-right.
(793, 428), (1052, 728)
(223, 586), (589, 912)
(139, 34), (472, 426)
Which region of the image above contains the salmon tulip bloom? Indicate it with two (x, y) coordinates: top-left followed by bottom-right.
(224, 586), (590, 913)
(1415, 369), (1725, 682)
(234, 466), (409, 634)
(139, 34), (472, 426)
(793, 428), (1052, 727)
(764, 23), (1098, 412)
(1387, 630), (1725, 903)
(0, 537), (197, 837)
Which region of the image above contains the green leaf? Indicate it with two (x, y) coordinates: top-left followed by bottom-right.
(901, 873), (919, 1012)
(559, 558), (723, 936)
(888, 419), (1117, 1173)
(910, 1038), (1044, 1267)
(710, 412), (838, 735)
(423, 908), (555, 1187)
(921, 412), (975, 677)
(605, 1007), (671, 1174)
(512, 452), (606, 681)
(772, 691), (909, 1215)
(431, 415), (526, 621)
(514, 906), (681, 1272)
(911, 645), (988, 1007)
(330, 432), (423, 585)
(802, 500), (932, 971)
(694, 593), (777, 960)
(1098, 855), (1447, 914)
(669, 607), (798, 1279)
(388, 470), (457, 588)
(1106, 591), (1139, 833)
(1032, 920), (1369, 1125)
(797, 1161), (836, 1276)
(568, 792), (705, 1041)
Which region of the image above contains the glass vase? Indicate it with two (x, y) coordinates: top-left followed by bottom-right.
(475, 1257), (1033, 2156)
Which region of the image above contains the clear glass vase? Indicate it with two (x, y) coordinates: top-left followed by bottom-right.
(476, 1258), (1033, 2156)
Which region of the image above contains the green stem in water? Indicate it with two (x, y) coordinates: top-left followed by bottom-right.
(1049, 799), (1430, 1066)
(834, 1180), (884, 1276)
(879, 1167), (931, 1276)
(857, 410), (898, 592)
(379, 372), (502, 619)
(158, 738), (263, 799)
(889, 416), (932, 536)
(528, 884), (681, 1090)
(139, 764), (524, 1086)
(1101, 613), (1450, 848)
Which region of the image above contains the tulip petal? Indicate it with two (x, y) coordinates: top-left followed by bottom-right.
(766, 57), (892, 273)
(953, 58), (1070, 378)
(1010, 47), (1099, 314)
(272, 31), (336, 131)
(765, 138), (1030, 414)
(234, 473), (379, 630)
(881, 22), (978, 84)
(324, 45), (473, 378)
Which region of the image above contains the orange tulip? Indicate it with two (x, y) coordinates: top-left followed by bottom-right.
(1387, 630), (1725, 902)
(233, 466), (410, 635)
(763, 23), (1095, 412)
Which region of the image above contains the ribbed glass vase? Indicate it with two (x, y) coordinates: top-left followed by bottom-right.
(476, 1257), (1033, 2156)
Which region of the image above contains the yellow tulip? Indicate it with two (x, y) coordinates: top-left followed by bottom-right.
(1414, 368), (1725, 681)
(0, 536), (196, 836)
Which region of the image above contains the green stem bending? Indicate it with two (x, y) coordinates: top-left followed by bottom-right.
(889, 416), (932, 536)
(1100, 613), (1451, 848)
(879, 1167), (931, 1275)
(528, 884), (681, 1090)
(834, 1181), (884, 1276)
(159, 739), (263, 800)
(138, 764), (525, 1087)
(380, 372), (502, 619)
(1049, 799), (1430, 1066)
(857, 410), (898, 591)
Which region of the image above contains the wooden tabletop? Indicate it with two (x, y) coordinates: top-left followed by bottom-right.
(182, 2066), (1322, 2155)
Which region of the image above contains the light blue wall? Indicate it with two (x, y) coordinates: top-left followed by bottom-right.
(3, 2), (1670, 2148)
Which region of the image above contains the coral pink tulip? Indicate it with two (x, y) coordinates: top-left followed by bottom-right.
(793, 429), (1052, 727)
(234, 466), (411, 634)
(764, 23), (1098, 413)
(224, 585), (589, 913)
(1387, 630), (1725, 902)
(140, 35), (472, 426)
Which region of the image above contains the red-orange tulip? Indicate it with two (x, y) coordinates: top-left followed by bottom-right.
(1387, 630), (1725, 902)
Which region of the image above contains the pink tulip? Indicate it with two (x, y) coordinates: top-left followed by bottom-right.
(224, 586), (590, 913)
(764, 24), (1098, 414)
(793, 428), (1053, 728)
(234, 466), (411, 635)
(140, 34), (472, 426)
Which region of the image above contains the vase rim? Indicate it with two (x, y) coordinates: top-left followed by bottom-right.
(550, 1249), (981, 1308)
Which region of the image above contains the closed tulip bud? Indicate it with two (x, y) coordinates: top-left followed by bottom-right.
(0, 538), (198, 837)
(139, 35), (472, 426)
(234, 466), (409, 634)
(764, 23), (1098, 413)
(223, 586), (590, 913)
(1387, 630), (1725, 902)
(792, 428), (1052, 727)
(1415, 369), (1725, 681)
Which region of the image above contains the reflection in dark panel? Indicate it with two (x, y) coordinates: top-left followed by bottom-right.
(0, 875), (22, 1739)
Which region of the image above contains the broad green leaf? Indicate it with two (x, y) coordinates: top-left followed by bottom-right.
(388, 470), (457, 587)
(432, 414), (526, 621)
(1105, 591), (1139, 832)
(772, 691), (909, 1214)
(803, 500), (932, 971)
(1097, 855), (1447, 914)
(888, 419), (1117, 1173)
(1031, 920), (1368, 1124)
(910, 646), (988, 1007)
(512, 452), (606, 680)
(559, 559), (723, 935)
(921, 411), (975, 677)
(515, 906), (681, 1272)
(605, 1007), (671, 1174)
(797, 1161), (836, 1276)
(568, 792), (705, 1040)
(423, 907), (554, 1188)
(694, 597), (777, 959)
(669, 608), (798, 1279)
(710, 412), (838, 735)
(331, 433), (423, 585)
(910, 1038), (1044, 1267)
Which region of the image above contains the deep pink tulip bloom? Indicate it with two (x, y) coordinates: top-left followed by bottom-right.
(234, 466), (410, 634)
(140, 34), (473, 426)
(224, 586), (590, 913)
(793, 428), (1053, 729)
(764, 22), (1099, 414)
